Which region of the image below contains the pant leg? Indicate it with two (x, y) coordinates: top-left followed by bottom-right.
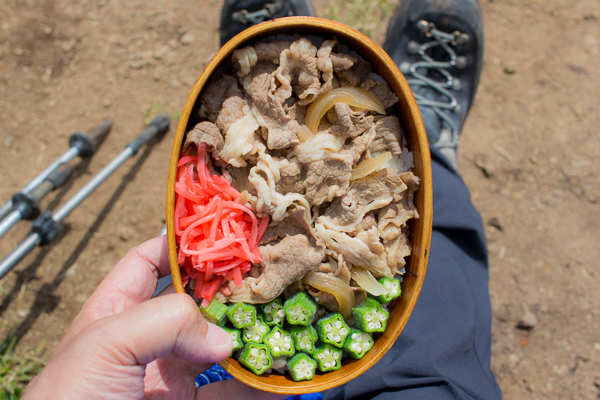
(322, 147), (502, 400)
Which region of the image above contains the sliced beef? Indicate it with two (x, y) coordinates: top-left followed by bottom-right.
(339, 123), (376, 164)
(355, 211), (377, 233)
(319, 168), (406, 232)
(383, 226), (412, 275)
(215, 82), (245, 135)
(245, 61), (300, 150)
(369, 116), (403, 155)
(378, 171), (421, 239)
(274, 38), (321, 105)
(229, 234), (325, 303)
(316, 39), (358, 96)
(303, 154), (352, 205)
(276, 158), (306, 195)
(337, 59), (371, 87)
(259, 204), (313, 245)
(232, 41), (292, 76)
(315, 223), (392, 278)
(183, 121), (224, 160)
(198, 74), (238, 122)
(361, 77), (399, 109)
(326, 103), (374, 139)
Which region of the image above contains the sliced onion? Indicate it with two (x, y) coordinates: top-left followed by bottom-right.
(303, 271), (355, 320)
(351, 151), (392, 180)
(305, 87), (386, 133)
(350, 267), (389, 296)
(297, 125), (315, 142)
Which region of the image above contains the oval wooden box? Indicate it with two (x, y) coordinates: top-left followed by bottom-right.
(166, 17), (433, 394)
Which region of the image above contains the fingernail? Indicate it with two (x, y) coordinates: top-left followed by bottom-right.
(206, 323), (232, 348)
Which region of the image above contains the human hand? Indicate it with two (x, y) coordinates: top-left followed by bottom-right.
(24, 235), (284, 400)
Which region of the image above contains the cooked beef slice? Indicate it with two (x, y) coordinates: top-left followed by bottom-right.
(326, 103), (374, 139)
(284, 101), (307, 126)
(259, 204), (313, 245)
(355, 211), (377, 233)
(337, 59), (372, 87)
(339, 123), (377, 164)
(316, 39), (358, 96)
(384, 226), (412, 274)
(229, 234), (325, 303)
(245, 61), (300, 150)
(198, 74), (238, 122)
(274, 38), (321, 105)
(369, 116), (403, 155)
(320, 168), (406, 232)
(183, 121), (224, 159)
(361, 77), (399, 109)
(303, 154), (352, 205)
(315, 223), (392, 278)
(215, 82), (245, 135)
(378, 171), (421, 240)
(232, 41), (292, 76)
(276, 158), (306, 195)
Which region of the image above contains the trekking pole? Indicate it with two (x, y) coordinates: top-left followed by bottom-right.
(0, 163), (73, 239)
(0, 119), (114, 221)
(0, 115), (170, 279)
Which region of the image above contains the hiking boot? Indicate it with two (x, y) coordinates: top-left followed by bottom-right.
(220, 0), (316, 46)
(383, 0), (484, 169)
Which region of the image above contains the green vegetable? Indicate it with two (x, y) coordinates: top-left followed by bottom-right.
(222, 326), (243, 354)
(315, 313), (350, 348)
(242, 314), (270, 343)
(263, 326), (295, 358)
(238, 342), (273, 375)
(343, 328), (374, 359)
(260, 298), (285, 326)
(227, 302), (256, 329)
(373, 277), (402, 303)
(284, 291), (317, 326)
(290, 325), (318, 355)
(286, 353), (318, 381)
(352, 297), (389, 333)
(313, 343), (343, 372)
(199, 299), (228, 326)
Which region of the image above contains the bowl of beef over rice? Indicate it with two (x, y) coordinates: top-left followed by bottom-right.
(166, 17), (433, 394)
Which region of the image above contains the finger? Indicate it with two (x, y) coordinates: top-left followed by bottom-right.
(59, 236), (171, 350)
(90, 293), (232, 366)
(155, 283), (177, 297)
(143, 353), (213, 394)
(195, 379), (288, 400)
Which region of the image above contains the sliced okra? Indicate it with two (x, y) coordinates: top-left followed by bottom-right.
(263, 326), (295, 358)
(373, 277), (402, 303)
(242, 314), (270, 343)
(313, 343), (343, 372)
(290, 325), (318, 355)
(199, 299), (228, 327)
(284, 291), (317, 326)
(222, 326), (243, 354)
(352, 297), (389, 333)
(227, 302), (256, 329)
(343, 328), (374, 359)
(315, 313), (350, 348)
(238, 342), (273, 375)
(260, 298), (285, 326)
(286, 352), (318, 381)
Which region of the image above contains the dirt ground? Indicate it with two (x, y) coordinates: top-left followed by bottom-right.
(0, 0), (598, 398)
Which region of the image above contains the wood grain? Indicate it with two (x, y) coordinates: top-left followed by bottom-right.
(166, 17), (433, 394)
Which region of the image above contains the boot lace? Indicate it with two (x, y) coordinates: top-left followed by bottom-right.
(399, 20), (469, 149)
(232, 0), (283, 24)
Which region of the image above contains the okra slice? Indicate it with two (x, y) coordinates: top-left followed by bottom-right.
(222, 326), (243, 354)
(260, 298), (285, 326)
(238, 342), (273, 375)
(263, 326), (295, 358)
(290, 325), (318, 355)
(286, 352), (318, 381)
(352, 297), (389, 333)
(315, 313), (350, 348)
(313, 343), (343, 372)
(284, 291), (317, 326)
(227, 302), (256, 329)
(199, 299), (228, 327)
(242, 315), (270, 343)
(343, 328), (374, 359)
(374, 277), (402, 303)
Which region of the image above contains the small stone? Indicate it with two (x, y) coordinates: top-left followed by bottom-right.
(103, 99), (112, 108)
(3, 135), (13, 148)
(153, 44), (170, 60)
(43, 26), (53, 35)
(488, 217), (503, 231)
(517, 310), (537, 330)
(61, 39), (77, 52)
(66, 263), (79, 277)
(504, 61), (517, 74)
(13, 48), (24, 56)
(118, 226), (135, 241)
(129, 59), (147, 70)
(180, 32), (194, 45)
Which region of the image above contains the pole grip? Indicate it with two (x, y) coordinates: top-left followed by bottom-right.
(126, 114), (170, 155)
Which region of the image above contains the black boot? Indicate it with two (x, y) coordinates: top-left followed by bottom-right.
(383, 0), (484, 169)
(220, 0), (316, 47)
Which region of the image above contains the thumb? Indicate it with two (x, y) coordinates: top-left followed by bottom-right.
(93, 293), (232, 365)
